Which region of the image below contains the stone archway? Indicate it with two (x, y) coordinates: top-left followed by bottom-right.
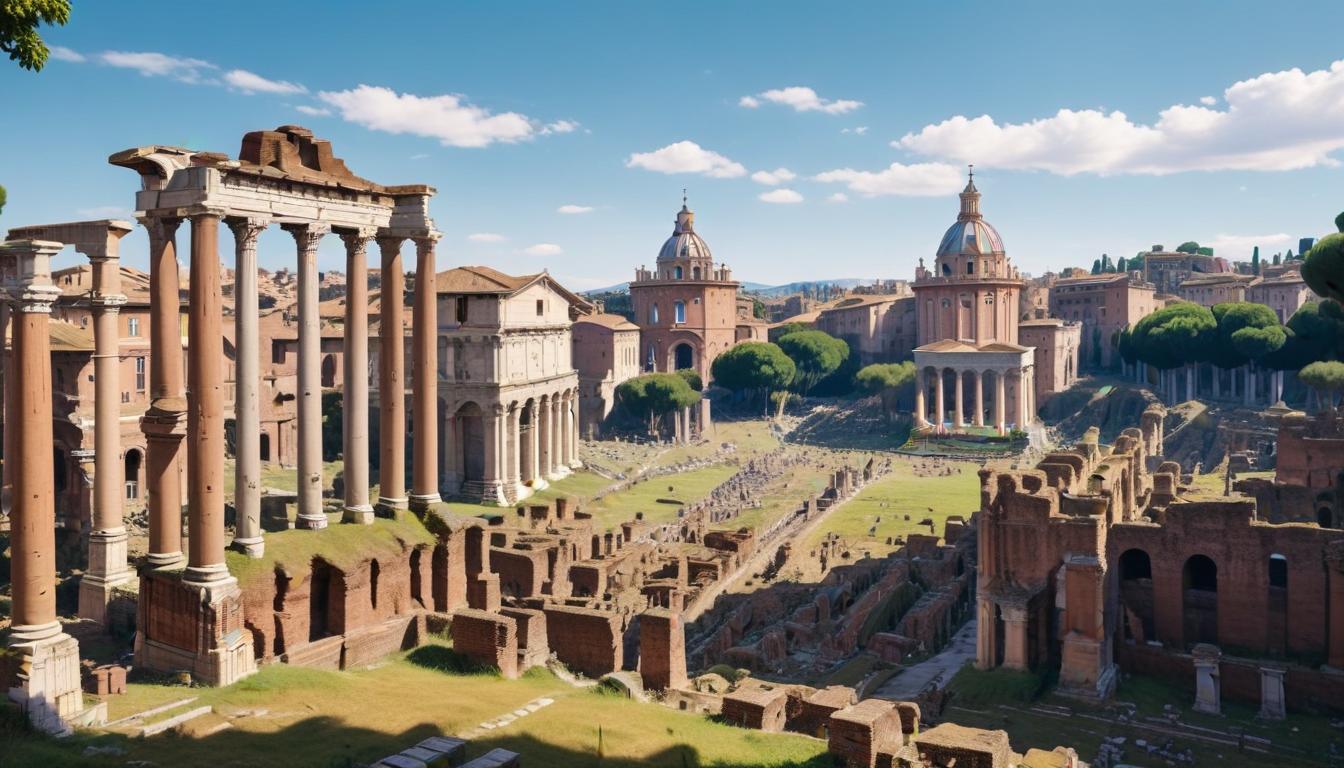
(456, 402), (485, 484)
(124, 448), (143, 503)
(673, 342), (695, 371)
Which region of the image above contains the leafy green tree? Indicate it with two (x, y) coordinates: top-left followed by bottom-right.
(1, 0), (70, 71)
(751, 298), (765, 320)
(1286, 248), (1295, 261)
(1130, 302), (1216, 400)
(1175, 241), (1201, 254)
(1299, 361), (1344, 409)
(0, 184), (6, 217)
(1302, 212), (1344, 305)
(768, 321), (811, 343)
(616, 373), (700, 436)
(711, 341), (795, 411)
(776, 329), (850, 394)
(855, 361), (916, 422)
(1196, 247), (1215, 257)
(675, 368), (702, 392)
(1091, 258), (1102, 275)
(1117, 256), (1128, 273)
(1251, 246), (1260, 275)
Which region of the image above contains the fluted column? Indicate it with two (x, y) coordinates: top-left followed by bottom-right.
(341, 229), (376, 524)
(973, 370), (984, 427)
(569, 393), (582, 468)
(538, 397), (552, 479)
(4, 240), (65, 639)
(525, 402), (539, 485)
(934, 371), (945, 435)
(377, 237), (408, 514)
(185, 211), (229, 585)
(229, 217), (268, 555)
(913, 368), (926, 427)
(483, 404), (503, 500)
(995, 370), (1007, 435)
(79, 246), (132, 623)
(560, 393), (573, 466)
(142, 217), (186, 568)
(287, 223), (330, 530)
(410, 235), (441, 510)
(547, 395), (561, 477)
(953, 370), (965, 430)
(508, 404), (522, 496)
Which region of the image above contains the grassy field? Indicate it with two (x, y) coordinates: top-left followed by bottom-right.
(1184, 469), (1274, 498)
(723, 462), (837, 534)
(799, 457), (982, 561)
(945, 667), (1339, 767)
(223, 459), (346, 497)
(4, 640), (828, 768)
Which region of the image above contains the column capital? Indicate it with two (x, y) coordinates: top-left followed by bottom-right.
(339, 227), (379, 251)
(226, 216), (269, 246)
(188, 207), (229, 222)
(91, 293), (128, 309)
(283, 221), (331, 254)
(141, 215), (183, 242)
(413, 233), (442, 253)
(376, 234), (405, 256)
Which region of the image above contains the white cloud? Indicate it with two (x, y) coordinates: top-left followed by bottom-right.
(410, 153), (430, 160)
(97, 50), (216, 83)
(896, 59), (1344, 175)
(626, 141), (747, 178)
(49, 45), (85, 63)
(523, 243), (564, 256)
(827, 192), (849, 203)
(759, 188), (804, 204)
(318, 85), (538, 148)
(295, 105), (331, 117)
(841, 126), (869, 135)
(1200, 232), (1292, 256)
(814, 162), (964, 197)
(467, 232), (507, 243)
(557, 204), (594, 214)
(750, 167), (796, 186)
(740, 86), (862, 115)
(540, 120), (580, 135)
(1199, 95), (1217, 106)
(224, 69), (306, 95)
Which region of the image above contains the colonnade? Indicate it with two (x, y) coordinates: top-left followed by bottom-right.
(444, 389), (581, 503)
(913, 365), (1036, 436)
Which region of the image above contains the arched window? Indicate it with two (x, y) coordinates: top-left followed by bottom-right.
(650, 304), (659, 324)
(674, 266), (683, 280)
(674, 301), (686, 324)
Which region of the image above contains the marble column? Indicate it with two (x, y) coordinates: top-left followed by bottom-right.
(547, 394), (561, 477)
(185, 212), (230, 585)
(341, 229), (375, 524)
(3, 239), (87, 733)
(913, 368), (926, 427)
(410, 236), (441, 510)
(483, 404), (504, 501)
(953, 370), (965, 430)
(79, 247), (132, 623)
(288, 223), (330, 530)
(142, 217), (186, 568)
(569, 394), (582, 468)
(508, 404), (522, 497)
(995, 370), (1006, 435)
(934, 371), (945, 435)
(228, 217), (267, 556)
(975, 597), (997, 670)
(525, 402), (540, 486)
(377, 238), (407, 514)
(1001, 603), (1029, 671)
(973, 370), (984, 427)
(538, 397), (552, 478)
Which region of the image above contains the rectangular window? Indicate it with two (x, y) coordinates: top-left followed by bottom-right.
(536, 299), (545, 316)
(135, 357), (146, 391)
(456, 296), (468, 323)
(128, 317), (140, 337)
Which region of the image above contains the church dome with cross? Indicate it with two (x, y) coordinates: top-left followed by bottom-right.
(930, 167), (1014, 281)
(656, 193), (716, 282)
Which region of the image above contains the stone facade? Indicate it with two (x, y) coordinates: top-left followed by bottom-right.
(1048, 272), (1157, 370)
(630, 201), (739, 381)
(1018, 318), (1080, 405)
(571, 312), (641, 438)
(814, 293), (917, 365)
(1142, 249), (1232, 295)
(1247, 271), (1312, 323)
(1177, 272), (1256, 306)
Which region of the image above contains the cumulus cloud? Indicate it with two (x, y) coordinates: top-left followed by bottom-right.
(318, 85), (539, 148)
(224, 69), (306, 95)
(827, 192), (849, 203)
(467, 232), (507, 243)
(814, 162), (964, 197)
(296, 105), (331, 117)
(557, 204), (593, 214)
(1199, 95), (1217, 106)
(896, 59), (1344, 175)
(1201, 232), (1293, 256)
(523, 243), (564, 256)
(750, 168), (796, 186)
(98, 50), (217, 83)
(740, 86), (862, 115)
(49, 45), (85, 63)
(759, 188), (803, 204)
(625, 141), (747, 178)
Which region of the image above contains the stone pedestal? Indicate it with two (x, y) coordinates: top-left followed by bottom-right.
(78, 529), (130, 625)
(134, 569), (256, 687)
(1258, 666), (1286, 720)
(1001, 604), (1029, 671)
(7, 625), (105, 735)
(1192, 644), (1222, 715)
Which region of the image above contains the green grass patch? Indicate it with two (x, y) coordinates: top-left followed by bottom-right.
(224, 514), (435, 592)
(947, 663), (1049, 706)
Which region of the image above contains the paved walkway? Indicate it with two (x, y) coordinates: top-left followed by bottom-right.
(870, 618), (977, 701)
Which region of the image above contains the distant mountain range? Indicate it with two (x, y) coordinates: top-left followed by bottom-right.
(581, 278), (874, 297)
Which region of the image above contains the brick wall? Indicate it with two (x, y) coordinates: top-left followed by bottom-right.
(638, 608), (687, 691)
(451, 609), (518, 679)
(543, 604), (622, 678)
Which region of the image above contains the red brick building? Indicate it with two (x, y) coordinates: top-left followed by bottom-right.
(630, 200), (739, 381)
(1048, 272), (1157, 370)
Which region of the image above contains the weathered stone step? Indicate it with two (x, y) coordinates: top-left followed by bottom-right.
(140, 705), (213, 737)
(103, 696), (199, 728)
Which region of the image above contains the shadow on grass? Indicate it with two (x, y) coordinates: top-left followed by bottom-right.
(404, 643), (498, 676)
(2, 706), (833, 768)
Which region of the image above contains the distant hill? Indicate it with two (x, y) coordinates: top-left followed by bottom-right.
(582, 278), (872, 297)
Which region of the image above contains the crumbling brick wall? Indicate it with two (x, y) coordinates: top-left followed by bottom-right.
(451, 609), (519, 679)
(638, 608), (687, 691)
(543, 604), (622, 678)
(499, 606), (548, 670)
(829, 699), (903, 768)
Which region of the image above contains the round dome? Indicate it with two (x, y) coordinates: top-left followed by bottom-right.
(658, 231), (713, 263)
(936, 219), (1004, 258)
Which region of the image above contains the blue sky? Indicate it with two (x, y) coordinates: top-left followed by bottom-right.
(3, 1), (1343, 290)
